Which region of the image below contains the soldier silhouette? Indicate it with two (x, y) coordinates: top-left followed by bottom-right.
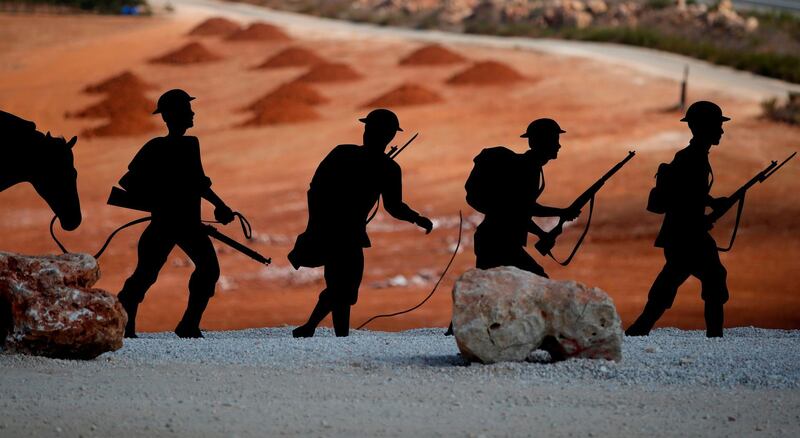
(289, 109), (433, 338)
(468, 119), (580, 275)
(114, 89), (236, 338)
(627, 101), (731, 338)
(445, 119), (580, 335)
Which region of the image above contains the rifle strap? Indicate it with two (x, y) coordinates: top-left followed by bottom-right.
(356, 211), (462, 330)
(547, 194), (595, 266)
(716, 194), (745, 252)
(51, 212), (255, 260)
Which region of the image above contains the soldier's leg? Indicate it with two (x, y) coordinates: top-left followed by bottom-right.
(175, 228), (220, 338)
(695, 238), (728, 338)
(626, 250), (690, 336)
(511, 247), (548, 278)
(293, 290), (333, 338)
(118, 223), (175, 338)
(330, 246), (364, 337)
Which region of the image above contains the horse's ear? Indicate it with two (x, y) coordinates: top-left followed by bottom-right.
(46, 131), (52, 139)
(67, 136), (77, 149)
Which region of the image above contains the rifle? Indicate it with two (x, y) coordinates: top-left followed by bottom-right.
(105, 186), (271, 265)
(203, 224), (271, 265)
(366, 133), (419, 224)
(534, 150), (636, 265)
(706, 152), (795, 251)
(707, 152), (795, 224)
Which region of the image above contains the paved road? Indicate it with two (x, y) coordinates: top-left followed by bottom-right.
(153, 0), (800, 101)
(722, 0), (800, 13)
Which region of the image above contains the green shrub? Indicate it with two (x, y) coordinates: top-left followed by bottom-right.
(762, 93), (800, 125)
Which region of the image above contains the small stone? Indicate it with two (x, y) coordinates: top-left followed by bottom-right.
(644, 346), (657, 353)
(728, 416), (736, 422)
(0, 252), (126, 360)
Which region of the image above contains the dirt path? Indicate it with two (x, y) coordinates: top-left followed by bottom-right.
(1, 328), (799, 437)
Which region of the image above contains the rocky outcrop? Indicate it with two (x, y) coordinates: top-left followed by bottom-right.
(0, 252), (126, 359)
(452, 267), (622, 363)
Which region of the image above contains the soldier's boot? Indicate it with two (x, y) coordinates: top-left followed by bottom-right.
(704, 301), (724, 338)
(625, 301), (666, 336)
(117, 290), (139, 339)
(293, 298), (331, 338)
(175, 294), (209, 339)
(332, 304), (351, 337)
(444, 322), (454, 336)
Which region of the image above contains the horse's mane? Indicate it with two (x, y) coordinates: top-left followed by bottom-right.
(0, 109), (37, 136)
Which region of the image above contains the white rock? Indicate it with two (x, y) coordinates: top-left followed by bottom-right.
(451, 267), (623, 363)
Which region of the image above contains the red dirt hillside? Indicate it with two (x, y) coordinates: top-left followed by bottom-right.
(296, 62), (362, 83)
(83, 71), (154, 94)
(447, 60), (525, 85)
(246, 81), (328, 111)
(149, 42), (222, 64)
(255, 46), (327, 69)
(225, 22), (291, 42)
(188, 17), (242, 36)
(399, 44), (467, 66)
(364, 83), (443, 107)
(241, 101), (319, 126)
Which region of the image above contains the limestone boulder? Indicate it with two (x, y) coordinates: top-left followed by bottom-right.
(452, 267), (622, 363)
(0, 252), (126, 359)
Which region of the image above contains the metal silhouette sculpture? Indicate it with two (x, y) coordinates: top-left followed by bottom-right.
(0, 110), (81, 231)
(446, 118), (634, 335)
(627, 101), (794, 338)
(289, 109), (433, 338)
(111, 90), (239, 339)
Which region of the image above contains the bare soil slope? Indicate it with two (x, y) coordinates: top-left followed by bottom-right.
(0, 13), (798, 333)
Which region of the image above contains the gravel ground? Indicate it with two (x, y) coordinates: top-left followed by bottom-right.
(2, 328), (799, 437)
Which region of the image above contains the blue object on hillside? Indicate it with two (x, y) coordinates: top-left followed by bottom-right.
(121, 6), (139, 16)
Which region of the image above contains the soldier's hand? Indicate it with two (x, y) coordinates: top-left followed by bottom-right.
(709, 196), (729, 212)
(215, 205), (235, 225)
(415, 216), (434, 235)
(561, 207), (581, 221)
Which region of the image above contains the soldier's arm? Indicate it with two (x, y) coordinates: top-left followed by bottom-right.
(192, 138), (234, 223)
(383, 163), (432, 233)
(527, 220), (547, 238)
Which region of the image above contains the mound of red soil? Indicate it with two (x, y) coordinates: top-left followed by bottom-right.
(446, 61), (524, 85)
(364, 83), (443, 108)
(225, 22), (291, 42)
(296, 62), (362, 83)
(399, 44), (467, 66)
(81, 114), (158, 138)
(188, 17), (242, 36)
(83, 71), (153, 94)
(246, 81), (328, 111)
(241, 101), (319, 126)
(255, 46), (326, 69)
(68, 91), (155, 119)
(150, 42), (222, 65)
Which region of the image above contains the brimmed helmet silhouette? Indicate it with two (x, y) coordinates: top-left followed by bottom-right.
(680, 101), (731, 124)
(521, 118), (566, 138)
(359, 108), (403, 132)
(153, 89), (196, 115)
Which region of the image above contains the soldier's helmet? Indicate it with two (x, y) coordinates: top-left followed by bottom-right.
(359, 108), (403, 132)
(153, 89), (196, 115)
(520, 118), (566, 138)
(680, 101), (730, 124)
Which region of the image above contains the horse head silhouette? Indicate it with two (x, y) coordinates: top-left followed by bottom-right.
(1, 110), (82, 231)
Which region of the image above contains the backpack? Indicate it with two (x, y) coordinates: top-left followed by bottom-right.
(465, 146), (518, 214)
(646, 162), (674, 214)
